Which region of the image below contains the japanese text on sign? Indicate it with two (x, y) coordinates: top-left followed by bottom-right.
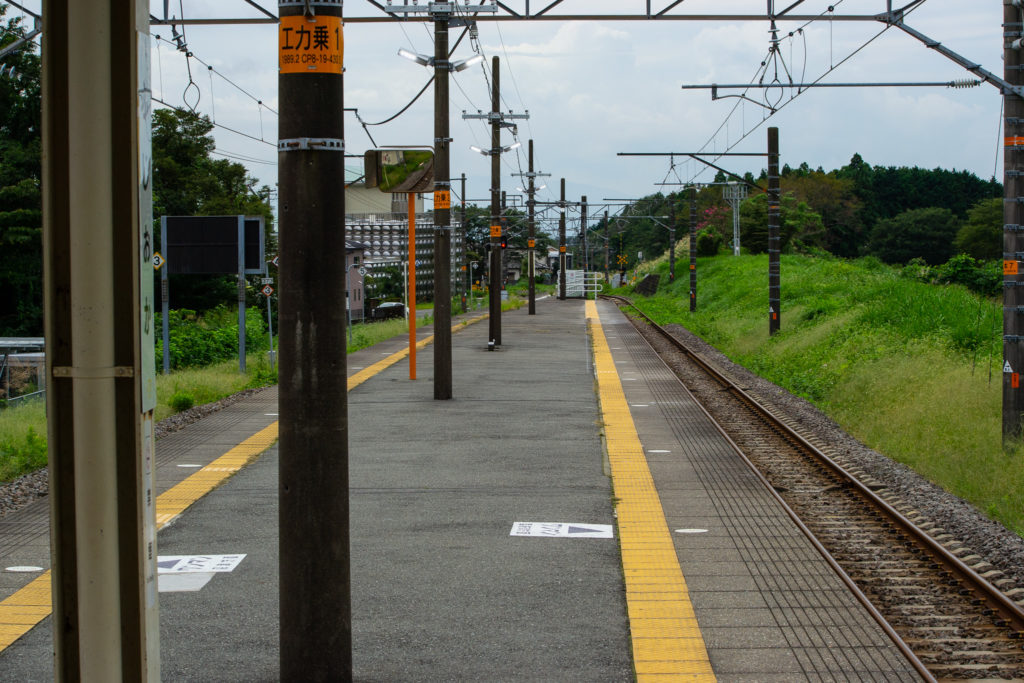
(490, 225), (502, 237)
(1005, 260), (1019, 276)
(279, 15), (343, 74)
(434, 190), (451, 210)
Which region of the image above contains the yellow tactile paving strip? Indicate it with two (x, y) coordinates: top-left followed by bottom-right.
(586, 300), (716, 682)
(0, 313), (489, 652)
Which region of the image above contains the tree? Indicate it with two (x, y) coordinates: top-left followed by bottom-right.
(0, 9), (42, 336)
(783, 171), (864, 257)
(955, 197), (1001, 261)
(865, 207), (961, 265)
(739, 192), (825, 254)
(151, 108), (275, 311)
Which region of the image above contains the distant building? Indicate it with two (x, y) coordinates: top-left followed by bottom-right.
(345, 240), (368, 320)
(344, 167), (464, 303)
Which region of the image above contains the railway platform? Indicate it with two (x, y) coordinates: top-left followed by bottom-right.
(0, 296), (921, 680)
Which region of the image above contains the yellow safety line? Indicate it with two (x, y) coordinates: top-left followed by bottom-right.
(586, 300), (716, 682)
(0, 314), (489, 651)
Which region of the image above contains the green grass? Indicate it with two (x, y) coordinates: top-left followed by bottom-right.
(628, 252), (1023, 536)
(0, 401), (47, 482)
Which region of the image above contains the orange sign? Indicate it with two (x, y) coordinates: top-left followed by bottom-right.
(490, 225), (502, 237)
(279, 15), (343, 74)
(1006, 260), (1019, 276)
(528, 239), (536, 248)
(559, 246), (566, 253)
(1014, 373), (1021, 389)
(434, 190), (451, 209)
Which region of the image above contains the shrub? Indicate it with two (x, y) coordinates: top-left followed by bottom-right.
(169, 391), (195, 412)
(696, 229), (722, 256)
(154, 305), (267, 370)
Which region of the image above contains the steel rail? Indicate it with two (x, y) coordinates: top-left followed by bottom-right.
(602, 294), (1024, 637)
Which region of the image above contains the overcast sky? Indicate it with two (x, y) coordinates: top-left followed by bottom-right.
(8, 1), (1006, 227)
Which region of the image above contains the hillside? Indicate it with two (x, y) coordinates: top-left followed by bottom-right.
(621, 252), (1022, 535)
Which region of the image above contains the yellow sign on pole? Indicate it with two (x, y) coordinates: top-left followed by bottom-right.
(434, 190), (451, 209)
(279, 15), (343, 74)
(490, 225), (502, 237)
(528, 239), (535, 248)
(1006, 260), (1019, 276)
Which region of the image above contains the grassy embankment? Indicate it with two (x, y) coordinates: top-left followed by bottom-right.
(621, 252), (1023, 536)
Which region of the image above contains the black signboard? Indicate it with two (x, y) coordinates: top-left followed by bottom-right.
(163, 215), (266, 275)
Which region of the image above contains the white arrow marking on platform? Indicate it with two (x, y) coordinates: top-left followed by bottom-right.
(510, 522), (613, 539)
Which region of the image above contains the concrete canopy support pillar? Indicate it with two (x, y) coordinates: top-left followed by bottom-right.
(278, 1), (352, 679)
(42, 0), (160, 679)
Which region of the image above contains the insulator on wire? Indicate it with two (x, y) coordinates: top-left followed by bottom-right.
(948, 79), (981, 89)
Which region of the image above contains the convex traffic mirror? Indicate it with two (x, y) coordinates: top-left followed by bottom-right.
(364, 148), (434, 193)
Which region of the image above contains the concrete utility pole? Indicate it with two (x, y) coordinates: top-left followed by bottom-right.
(512, 139), (550, 314)
(767, 127), (781, 336)
(689, 187), (697, 312)
(598, 208), (606, 282)
(559, 178), (567, 300)
(489, 57), (502, 345)
(460, 172), (468, 312)
(581, 196), (588, 272)
(277, 0), (351, 679)
(668, 213), (676, 282)
(43, 1), (159, 678)
(1005, 2), (1024, 442)
(433, 14), (453, 399)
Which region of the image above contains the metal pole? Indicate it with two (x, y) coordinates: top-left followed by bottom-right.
(689, 187), (697, 312)
(768, 127), (781, 335)
(277, 0), (351, 677)
(433, 15), (452, 399)
(409, 192), (417, 380)
(346, 266), (353, 347)
(267, 292), (275, 370)
(489, 56), (502, 345)
(161, 216), (170, 373)
(528, 140), (536, 314)
(559, 178), (566, 300)
(237, 216), (246, 373)
(1005, 0), (1024, 442)
(43, 0), (159, 677)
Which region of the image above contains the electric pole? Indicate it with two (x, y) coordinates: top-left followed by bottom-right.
(490, 57), (502, 344)
(559, 178), (567, 300)
(668, 212), (676, 282)
(768, 127), (780, 335)
(689, 186), (697, 312)
(433, 14), (452, 399)
(512, 140), (549, 314)
(278, 1), (351, 679)
(1005, 2), (1024, 442)
(460, 172), (467, 312)
(581, 195), (588, 272)
(604, 210), (610, 285)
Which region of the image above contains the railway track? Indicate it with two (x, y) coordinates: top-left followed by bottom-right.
(602, 294), (1024, 681)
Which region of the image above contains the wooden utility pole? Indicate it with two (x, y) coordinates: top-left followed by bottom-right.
(1005, 1), (1024, 442)
(767, 127), (781, 335)
(528, 142), (537, 314)
(278, 0), (351, 678)
(433, 15), (452, 398)
(489, 57), (502, 345)
(604, 210), (610, 285)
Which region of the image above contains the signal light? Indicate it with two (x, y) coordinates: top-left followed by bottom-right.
(500, 236), (508, 249)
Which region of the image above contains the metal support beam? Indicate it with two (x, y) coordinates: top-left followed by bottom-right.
(43, 0), (159, 678)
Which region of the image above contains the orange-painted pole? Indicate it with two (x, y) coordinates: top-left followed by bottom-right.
(408, 192), (417, 380)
